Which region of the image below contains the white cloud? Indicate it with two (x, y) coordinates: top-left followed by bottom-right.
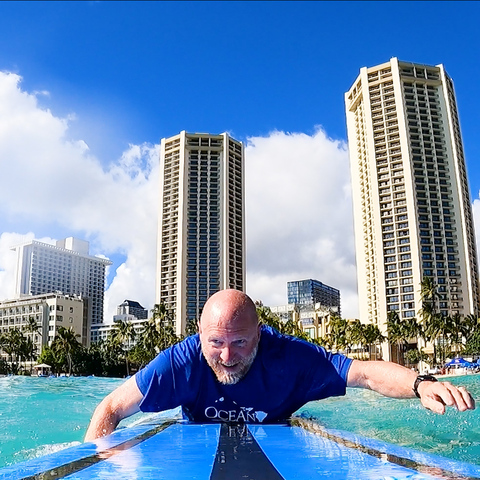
(0, 72), (159, 321)
(0, 72), (362, 321)
(8, 72), (480, 324)
(6, 72), (480, 326)
(244, 129), (359, 318)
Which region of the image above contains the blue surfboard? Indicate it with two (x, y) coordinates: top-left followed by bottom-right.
(1, 417), (480, 479)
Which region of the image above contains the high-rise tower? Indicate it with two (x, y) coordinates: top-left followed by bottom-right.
(345, 58), (479, 358)
(11, 237), (112, 342)
(156, 131), (245, 334)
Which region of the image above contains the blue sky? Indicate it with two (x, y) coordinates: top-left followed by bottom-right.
(0, 1), (479, 320)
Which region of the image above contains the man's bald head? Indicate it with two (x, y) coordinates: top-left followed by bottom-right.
(200, 289), (258, 330)
(199, 290), (260, 385)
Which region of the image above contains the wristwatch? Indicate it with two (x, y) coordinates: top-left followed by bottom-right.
(413, 374), (438, 398)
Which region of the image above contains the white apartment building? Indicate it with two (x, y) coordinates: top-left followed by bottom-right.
(11, 237), (112, 339)
(156, 131), (245, 334)
(0, 293), (86, 365)
(90, 317), (148, 346)
(345, 58), (480, 360)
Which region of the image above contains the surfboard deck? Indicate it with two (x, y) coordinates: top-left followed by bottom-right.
(1, 417), (480, 480)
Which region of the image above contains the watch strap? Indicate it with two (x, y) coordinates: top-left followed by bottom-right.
(413, 374), (438, 398)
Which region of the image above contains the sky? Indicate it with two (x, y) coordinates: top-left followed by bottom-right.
(0, 1), (479, 322)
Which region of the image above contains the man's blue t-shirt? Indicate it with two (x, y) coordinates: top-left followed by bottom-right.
(135, 325), (352, 423)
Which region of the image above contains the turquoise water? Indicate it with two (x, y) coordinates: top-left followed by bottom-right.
(1, 374), (479, 469)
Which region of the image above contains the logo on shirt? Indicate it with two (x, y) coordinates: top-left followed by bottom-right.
(204, 397), (268, 423)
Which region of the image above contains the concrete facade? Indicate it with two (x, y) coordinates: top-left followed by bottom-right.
(345, 58), (480, 360)
(270, 303), (339, 340)
(156, 131), (245, 334)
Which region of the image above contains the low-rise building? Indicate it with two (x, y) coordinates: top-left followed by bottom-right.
(91, 300), (149, 346)
(0, 293), (86, 365)
(116, 300), (148, 320)
(270, 303), (339, 340)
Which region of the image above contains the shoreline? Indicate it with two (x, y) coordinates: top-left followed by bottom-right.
(435, 371), (480, 379)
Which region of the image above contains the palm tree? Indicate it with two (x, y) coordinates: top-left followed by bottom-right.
(326, 314), (351, 353)
(386, 311), (404, 364)
(185, 319), (199, 336)
(419, 276), (442, 366)
(111, 319), (136, 376)
(256, 304), (282, 331)
(138, 319), (161, 359)
(23, 317), (42, 372)
(423, 312), (444, 365)
(24, 316), (42, 338)
(363, 323), (386, 360)
(404, 348), (429, 369)
(151, 303), (180, 351)
(464, 314), (480, 344)
(419, 277), (439, 315)
(2, 328), (24, 374)
(20, 336), (37, 374)
(347, 319), (366, 359)
(52, 327), (81, 376)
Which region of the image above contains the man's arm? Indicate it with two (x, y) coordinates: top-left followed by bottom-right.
(84, 375), (144, 442)
(347, 359), (475, 414)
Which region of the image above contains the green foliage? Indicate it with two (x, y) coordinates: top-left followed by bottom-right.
(256, 305), (310, 342)
(185, 319), (199, 336)
(404, 348), (429, 366)
(463, 329), (480, 356)
(382, 276), (480, 366)
(51, 326), (82, 376)
(0, 357), (8, 374)
(109, 319), (137, 376)
(255, 304), (385, 357)
(38, 345), (58, 373)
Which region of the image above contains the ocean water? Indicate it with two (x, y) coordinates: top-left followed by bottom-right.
(0, 374), (479, 469)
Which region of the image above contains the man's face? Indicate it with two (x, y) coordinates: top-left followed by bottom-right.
(199, 314), (260, 385)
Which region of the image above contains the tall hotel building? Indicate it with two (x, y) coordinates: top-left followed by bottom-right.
(11, 237), (112, 340)
(156, 131), (245, 334)
(345, 58), (480, 357)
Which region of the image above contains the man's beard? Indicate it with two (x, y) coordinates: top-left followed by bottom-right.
(203, 344), (258, 385)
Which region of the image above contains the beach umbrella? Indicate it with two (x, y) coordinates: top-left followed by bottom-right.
(445, 357), (471, 367)
(33, 363), (51, 368)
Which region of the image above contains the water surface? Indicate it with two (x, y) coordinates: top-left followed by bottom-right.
(1, 374), (478, 468)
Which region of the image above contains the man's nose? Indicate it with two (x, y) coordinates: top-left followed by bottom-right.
(220, 346), (234, 363)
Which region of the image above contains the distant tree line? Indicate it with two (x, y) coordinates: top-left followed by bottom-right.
(255, 302), (385, 360)
(2, 277), (480, 376)
(257, 276), (480, 368)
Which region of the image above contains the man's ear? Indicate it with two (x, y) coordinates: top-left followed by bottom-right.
(198, 321), (202, 334)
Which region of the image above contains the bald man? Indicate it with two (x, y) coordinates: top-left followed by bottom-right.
(85, 289), (474, 441)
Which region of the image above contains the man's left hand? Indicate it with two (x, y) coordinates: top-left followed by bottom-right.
(417, 380), (475, 414)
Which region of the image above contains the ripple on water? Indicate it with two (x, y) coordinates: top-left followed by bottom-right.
(1, 375), (480, 468)
(298, 375), (480, 465)
(0, 376), (124, 468)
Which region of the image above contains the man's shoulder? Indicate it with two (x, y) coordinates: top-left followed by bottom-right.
(171, 334), (202, 361)
(259, 325), (326, 356)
